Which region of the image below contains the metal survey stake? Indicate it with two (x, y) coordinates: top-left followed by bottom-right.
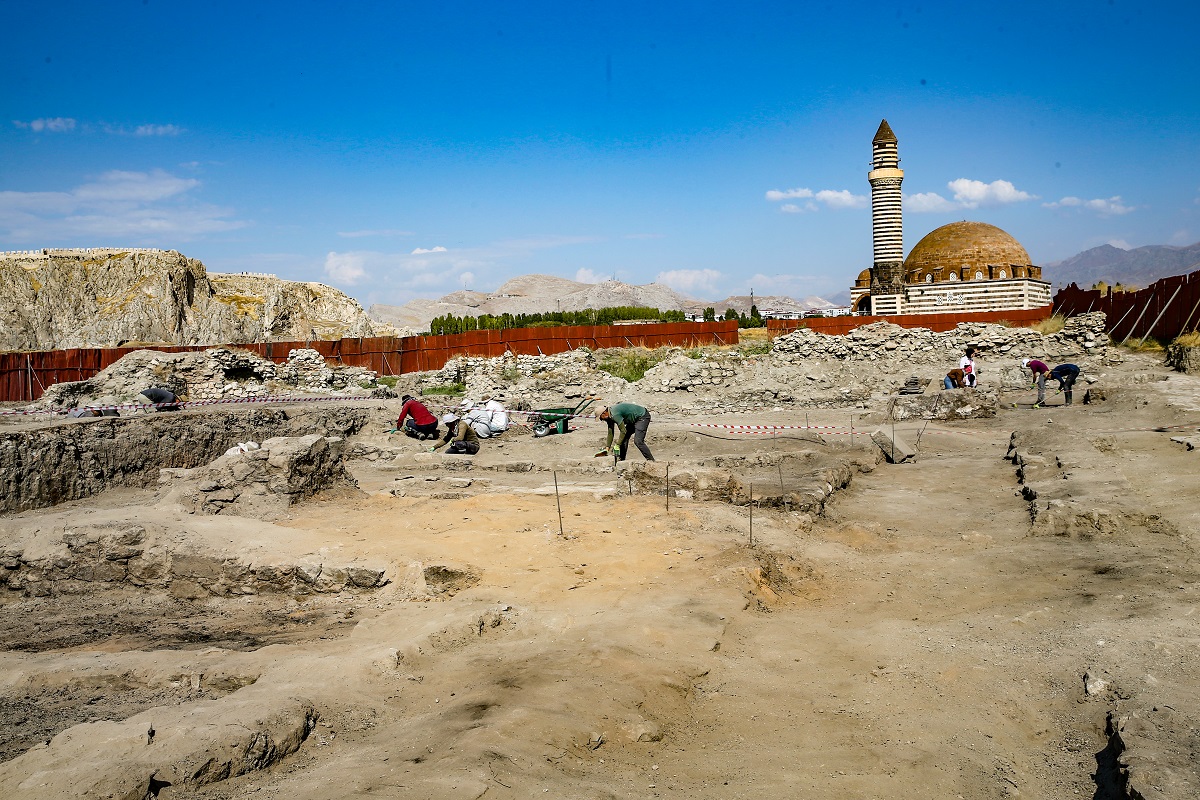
(665, 462), (670, 512)
(553, 470), (564, 537)
(749, 482), (753, 547)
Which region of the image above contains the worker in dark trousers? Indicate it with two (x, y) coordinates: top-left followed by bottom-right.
(1050, 363), (1081, 405)
(139, 387), (180, 411)
(597, 403), (655, 461)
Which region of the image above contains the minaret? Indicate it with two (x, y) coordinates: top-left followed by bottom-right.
(868, 119), (905, 295)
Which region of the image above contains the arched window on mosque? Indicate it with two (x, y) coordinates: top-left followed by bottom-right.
(999, 269), (1007, 279)
(925, 273), (933, 283)
(975, 271), (984, 280)
(949, 272), (958, 281)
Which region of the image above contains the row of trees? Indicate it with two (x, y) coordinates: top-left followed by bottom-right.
(428, 305), (768, 334)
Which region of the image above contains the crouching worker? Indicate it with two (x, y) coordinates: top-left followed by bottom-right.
(597, 402), (654, 461)
(432, 413), (480, 455)
(943, 368), (967, 390)
(1050, 363), (1081, 405)
(139, 387), (180, 411)
(395, 394), (439, 440)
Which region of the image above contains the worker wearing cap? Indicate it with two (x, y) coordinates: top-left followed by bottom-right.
(1022, 359), (1051, 408)
(432, 412), (481, 455)
(597, 402), (655, 461)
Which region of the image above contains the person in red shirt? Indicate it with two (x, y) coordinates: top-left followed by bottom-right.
(1022, 359), (1051, 408)
(394, 394), (439, 439)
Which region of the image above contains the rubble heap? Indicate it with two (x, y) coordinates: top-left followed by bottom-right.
(771, 312), (1109, 364)
(167, 434), (358, 519)
(427, 348), (623, 399)
(36, 347), (382, 409)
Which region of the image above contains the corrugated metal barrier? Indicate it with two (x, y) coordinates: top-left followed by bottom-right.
(766, 305), (1054, 337)
(1053, 269), (1200, 343)
(0, 320), (740, 402)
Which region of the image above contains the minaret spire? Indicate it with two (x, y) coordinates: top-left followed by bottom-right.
(868, 119), (904, 296)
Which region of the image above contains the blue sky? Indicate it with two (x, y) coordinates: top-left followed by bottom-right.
(3, 1), (1198, 306)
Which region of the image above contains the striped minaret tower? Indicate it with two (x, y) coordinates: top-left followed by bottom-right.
(868, 119), (905, 295)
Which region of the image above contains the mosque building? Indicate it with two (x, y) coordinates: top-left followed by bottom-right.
(849, 120), (1051, 315)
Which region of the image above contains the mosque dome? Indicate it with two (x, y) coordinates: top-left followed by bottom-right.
(903, 221), (1032, 283)
(854, 268), (872, 288)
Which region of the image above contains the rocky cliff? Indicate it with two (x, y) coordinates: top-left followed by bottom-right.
(0, 248), (382, 351)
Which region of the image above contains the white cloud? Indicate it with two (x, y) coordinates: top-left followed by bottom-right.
(338, 229), (412, 238)
(767, 186), (866, 211)
(904, 192), (957, 213)
(1106, 239), (1132, 250)
(323, 252), (367, 285)
(458, 271), (475, 287)
(814, 189), (868, 209)
(948, 178), (1036, 208)
(1042, 195), (1133, 215)
(575, 267), (604, 283)
(655, 268), (722, 297)
(13, 117), (76, 132)
(134, 123), (184, 136)
(765, 187), (814, 201)
(410, 245), (448, 254)
(0, 169), (243, 242)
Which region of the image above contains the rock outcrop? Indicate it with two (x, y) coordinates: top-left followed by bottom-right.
(168, 434), (359, 519)
(35, 346), (385, 409)
(0, 406), (373, 513)
(0, 248), (380, 350)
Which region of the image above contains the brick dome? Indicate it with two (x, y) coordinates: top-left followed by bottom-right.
(903, 221), (1032, 283)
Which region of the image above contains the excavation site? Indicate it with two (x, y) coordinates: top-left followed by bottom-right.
(1, 316), (1199, 800)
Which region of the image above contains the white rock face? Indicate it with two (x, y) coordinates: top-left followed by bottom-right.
(0, 248), (380, 350)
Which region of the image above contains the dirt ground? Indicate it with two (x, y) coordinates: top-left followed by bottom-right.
(1, 354), (1199, 799)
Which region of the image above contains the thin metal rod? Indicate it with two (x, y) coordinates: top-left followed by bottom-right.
(1121, 290), (1158, 344)
(665, 463), (670, 512)
(553, 470), (564, 537)
(748, 483), (754, 547)
(1143, 284), (1182, 342)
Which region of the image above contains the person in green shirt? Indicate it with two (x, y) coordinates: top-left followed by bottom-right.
(597, 402), (655, 461)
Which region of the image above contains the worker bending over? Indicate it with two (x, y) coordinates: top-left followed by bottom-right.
(432, 413), (480, 455)
(597, 402), (654, 462)
(1050, 363), (1080, 405)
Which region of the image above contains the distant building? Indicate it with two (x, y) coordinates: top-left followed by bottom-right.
(849, 120), (1051, 315)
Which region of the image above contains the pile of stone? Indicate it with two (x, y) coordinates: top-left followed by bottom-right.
(166, 434), (358, 519)
(36, 346), (383, 410)
(889, 386), (999, 420)
(771, 312), (1110, 364)
(641, 351), (745, 393)
(426, 348), (623, 400)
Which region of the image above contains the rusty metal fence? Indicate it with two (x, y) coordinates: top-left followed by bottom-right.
(766, 305), (1053, 337)
(0, 320), (740, 403)
(1053, 269), (1200, 343)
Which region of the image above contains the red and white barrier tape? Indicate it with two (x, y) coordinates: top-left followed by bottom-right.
(1, 393), (377, 417)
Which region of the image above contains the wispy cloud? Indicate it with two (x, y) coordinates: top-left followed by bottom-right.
(13, 117), (76, 132)
(0, 169), (244, 242)
(1042, 195), (1134, 215)
(766, 186), (866, 211)
(323, 235), (597, 299)
(906, 178), (1037, 212)
(623, 232), (665, 240)
(575, 267), (604, 283)
(1106, 239), (1132, 250)
(337, 228), (412, 238)
(324, 252), (367, 285)
(134, 123), (185, 136)
(655, 268), (722, 297)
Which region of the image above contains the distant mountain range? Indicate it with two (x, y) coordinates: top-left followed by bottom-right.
(1046, 242), (1200, 289)
(369, 274), (834, 332)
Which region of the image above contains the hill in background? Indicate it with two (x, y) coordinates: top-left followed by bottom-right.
(369, 275), (834, 332)
(1046, 242), (1200, 289)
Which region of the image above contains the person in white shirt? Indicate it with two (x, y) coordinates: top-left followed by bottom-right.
(959, 347), (980, 387)
(459, 399), (493, 438)
(483, 394), (509, 433)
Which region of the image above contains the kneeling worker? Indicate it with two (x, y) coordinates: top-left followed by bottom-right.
(432, 413), (480, 455)
(395, 394), (439, 439)
(597, 402), (655, 461)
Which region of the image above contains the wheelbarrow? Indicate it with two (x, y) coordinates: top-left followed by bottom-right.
(530, 397), (598, 438)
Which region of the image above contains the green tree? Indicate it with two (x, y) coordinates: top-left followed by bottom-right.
(723, 308), (739, 321)
(703, 307), (716, 322)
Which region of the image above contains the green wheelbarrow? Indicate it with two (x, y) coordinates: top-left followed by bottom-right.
(530, 397), (598, 438)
